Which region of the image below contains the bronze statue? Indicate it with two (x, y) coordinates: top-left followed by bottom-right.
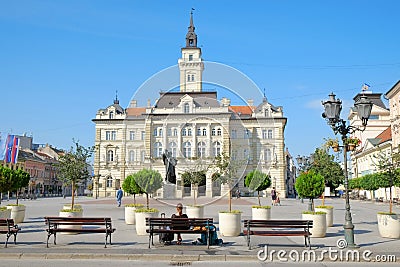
(162, 150), (177, 184)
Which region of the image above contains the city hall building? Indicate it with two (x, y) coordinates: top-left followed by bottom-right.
(92, 14), (288, 199)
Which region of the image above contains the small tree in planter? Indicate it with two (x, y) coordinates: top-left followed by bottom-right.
(245, 170), (271, 206)
(132, 168), (163, 235)
(10, 168), (30, 206)
(181, 158), (207, 206)
(295, 170), (327, 237)
(122, 174), (144, 224)
(0, 165), (13, 205)
(57, 140), (94, 211)
(245, 170), (271, 220)
(210, 153), (244, 237)
(6, 168), (30, 223)
(372, 150), (400, 238)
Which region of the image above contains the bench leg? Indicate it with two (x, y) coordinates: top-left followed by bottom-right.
(5, 233), (10, 248)
(148, 233), (152, 249)
(104, 234), (107, 248)
(247, 233), (250, 250)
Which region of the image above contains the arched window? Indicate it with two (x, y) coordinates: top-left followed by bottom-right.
(182, 128), (187, 136)
(129, 150), (135, 162)
(211, 128), (216, 136)
(213, 141), (221, 157)
(168, 142), (177, 158)
(109, 111), (114, 119)
(107, 150), (114, 162)
(191, 74), (195, 81)
(183, 141), (192, 158)
(202, 128), (207, 136)
(217, 128), (222, 136)
(187, 74), (191, 82)
(173, 128), (178, 136)
(197, 141), (206, 158)
(153, 142), (163, 158)
(188, 128), (192, 136)
(106, 176), (113, 188)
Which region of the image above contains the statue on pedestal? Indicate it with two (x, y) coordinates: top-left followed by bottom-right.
(162, 150), (177, 184)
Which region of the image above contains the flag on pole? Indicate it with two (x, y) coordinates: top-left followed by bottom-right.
(5, 135), (20, 164)
(0, 132), (6, 161)
(362, 83), (371, 91)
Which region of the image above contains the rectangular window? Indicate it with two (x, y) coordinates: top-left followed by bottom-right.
(369, 115), (379, 120)
(105, 131), (111, 140)
(267, 129), (273, 139)
(244, 129), (251, 139)
(106, 131), (116, 140)
(202, 129), (207, 136)
(129, 131), (135, 141)
(141, 131), (145, 140)
(197, 128), (202, 136)
(189, 54), (193, 61)
(262, 130), (267, 139)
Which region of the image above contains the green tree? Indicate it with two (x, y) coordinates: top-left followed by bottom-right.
(57, 141), (94, 210)
(132, 168), (163, 209)
(348, 177), (362, 190)
(0, 166), (13, 205)
(295, 170), (325, 211)
(245, 170), (271, 206)
(210, 152), (244, 212)
(180, 159), (207, 206)
(309, 147), (344, 192)
(10, 168), (30, 205)
(122, 174), (145, 204)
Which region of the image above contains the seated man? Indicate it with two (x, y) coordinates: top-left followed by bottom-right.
(171, 203), (188, 245)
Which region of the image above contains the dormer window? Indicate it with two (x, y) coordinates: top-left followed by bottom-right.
(109, 111), (114, 119)
(184, 103), (190, 113)
(264, 109), (270, 117)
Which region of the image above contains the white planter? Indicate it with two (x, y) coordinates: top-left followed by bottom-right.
(252, 207), (271, 220)
(377, 213), (400, 238)
(315, 207), (333, 227)
(59, 210), (83, 233)
(0, 208), (11, 219)
(125, 206), (143, 225)
(186, 206), (204, 218)
(135, 211), (159, 236)
(7, 205), (26, 223)
(218, 212), (242, 237)
(302, 212), (327, 238)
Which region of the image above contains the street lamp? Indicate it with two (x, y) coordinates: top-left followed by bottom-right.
(322, 92), (373, 248)
(296, 154), (314, 210)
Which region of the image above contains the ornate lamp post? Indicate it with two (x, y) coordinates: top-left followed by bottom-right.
(322, 92), (372, 248)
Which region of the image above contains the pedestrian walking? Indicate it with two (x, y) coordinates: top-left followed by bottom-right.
(116, 187), (123, 207)
(271, 187), (277, 206)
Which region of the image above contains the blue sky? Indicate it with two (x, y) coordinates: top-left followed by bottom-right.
(1, 0), (400, 160)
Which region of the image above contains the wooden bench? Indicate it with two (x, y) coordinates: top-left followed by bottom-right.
(0, 218), (21, 248)
(146, 217), (214, 249)
(243, 220), (313, 249)
(44, 216), (115, 248)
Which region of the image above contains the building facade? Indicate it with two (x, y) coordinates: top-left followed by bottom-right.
(92, 14), (288, 198)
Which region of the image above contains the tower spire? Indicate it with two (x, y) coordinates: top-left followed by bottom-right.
(186, 8), (197, 47)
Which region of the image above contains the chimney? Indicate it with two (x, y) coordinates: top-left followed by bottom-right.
(147, 99), (151, 108)
(130, 99), (137, 108)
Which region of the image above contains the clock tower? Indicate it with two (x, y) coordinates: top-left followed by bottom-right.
(178, 10), (204, 92)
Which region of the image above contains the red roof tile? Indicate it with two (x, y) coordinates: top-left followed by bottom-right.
(229, 106), (254, 115)
(375, 126), (392, 144)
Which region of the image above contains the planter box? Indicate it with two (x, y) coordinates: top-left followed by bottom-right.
(315, 207), (333, 227)
(302, 213), (327, 238)
(135, 211), (159, 236)
(377, 213), (400, 239)
(252, 207), (271, 220)
(124, 206), (142, 225)
(59, 210), (83, 233)
(0, 208), (11, 219)
(186, 206), (204, 218)
(7, 205), (26, 224)
(218, 212), (241, 237)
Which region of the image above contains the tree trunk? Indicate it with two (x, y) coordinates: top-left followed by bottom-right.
(71, 181), (75, 210)
(229, 188), (232, 212)
(133, 194), (136, 205)
(146, 193), (149, 209)
(258, 191), (261, 206)
(16, 190), (19, 205)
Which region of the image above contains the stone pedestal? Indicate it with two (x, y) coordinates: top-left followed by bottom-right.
(162, 182), (176, 199)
